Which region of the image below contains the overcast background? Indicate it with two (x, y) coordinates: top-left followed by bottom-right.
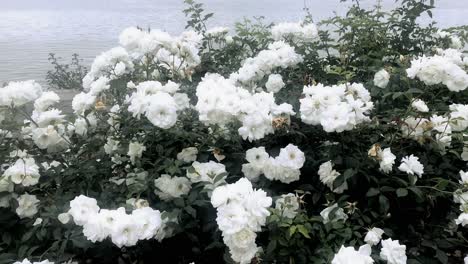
(1, 0), (467, 84)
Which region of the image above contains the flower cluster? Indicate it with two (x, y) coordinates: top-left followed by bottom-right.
(299, 82), (374, 132)
(14, 259), (54, 264)
(24, 89), (71, 152)
(195, 73), (296, 141)
(118, 27), (202, 79)
(271, 21), (319, 43)
(242, 144), (305, 183)
(333, 230), (407, 264)
(64, 195), (163, 247)
(126, 80), (189, 129)
(406, 48), (468, 92)
(154, 174), (191, 201)
(186, 160), (227, 190)
(0, 80), (43, 108)
(230, 41), (303, 86)
(400, 114), (452, 149)
(211, 178), (272, 264)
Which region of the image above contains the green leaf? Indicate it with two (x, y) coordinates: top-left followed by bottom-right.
(266, 240), (277, 254)
(408, 187), (424, 201)
(396, 188), (408, 197)
(343, 169), (356, 179)
(297, 225), (311, 239)
(289, 226), (297, 236)
(366, 188), (380, 197)
(379, 194), (390, 214)
(435, 249), (448, 264)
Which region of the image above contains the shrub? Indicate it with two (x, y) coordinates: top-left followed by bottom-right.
(0, 0), (467, 263)
(46, 53), (88, 90)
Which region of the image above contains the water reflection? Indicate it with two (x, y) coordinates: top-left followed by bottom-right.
(0, 0), (466, 84)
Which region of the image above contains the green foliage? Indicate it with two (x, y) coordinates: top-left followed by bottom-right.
(45, 53), (88, 90)
(1, 0), (468, 263)
(183, 0), (213, 33)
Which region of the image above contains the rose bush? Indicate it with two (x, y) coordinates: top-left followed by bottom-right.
(0, 0), (468, 263)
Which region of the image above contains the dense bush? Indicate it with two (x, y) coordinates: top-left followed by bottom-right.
(1, 0), (468, 263)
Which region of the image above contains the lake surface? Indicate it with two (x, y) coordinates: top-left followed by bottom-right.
(1, 0), (467, 85)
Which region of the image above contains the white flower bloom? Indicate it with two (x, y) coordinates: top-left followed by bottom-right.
(145, 92), (178, 129)
(318, 161), (348, 193)
(456, 213), (468, 226)
(460, 170), (468, 185)
(379, 148), (396, 173)
(241, 163), (262, 182)
(450, 104), (468, 132)
(238, 113), (273, 142)
(177, 147), (198, 163)
(0, 80), (42, 107)
(34, 91), (60, 112)
(72, 92), (96, 115)
(58, 212), (71, 224)
(89, 76), (110, 95)
(245, 147), (270, 169)
(411, 99), (429, 112)
(374, 69), (390, 88)
(104, 137), (120, 155)
(68, 195), (100, 226)
(331, 244), (374, 264)
(380, 239), (407, 264)
(33, 217), (43, 226)
(173, 93), (190, 110)
(320, 203), (348, 224)
(262, 157), (300, 184)
(114, 61), (126, 76)
(110, 213), (141, 247)
(0, 176), (14, 192)
(230, 41), (303, 86)
(271, 22), (319, 43)
(16, 194), (39, 219)
(364, 227), (384, 246)
(154, 174), (191, 200)
(276, 144), (305, 170)
(14, 259), (54, 264)
(407, 52), (468, 92)
(275, 193), (300, 218)
(400, 117), (431, 142)
(73, 118), (88, 136)
(186, 161), (227, 185)
(127, 141), (146, 164)
(211, 178), (271, 264)
(3, 158), (40, 187)
(398, 155), (424, 177)
(82, 216), (108, 242)
(300, 83), (373, 133)
(132, 207), (162, 240)
(265, 74), (285, 93)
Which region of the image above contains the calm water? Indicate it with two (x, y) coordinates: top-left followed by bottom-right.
(1, 0), (467, 84)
